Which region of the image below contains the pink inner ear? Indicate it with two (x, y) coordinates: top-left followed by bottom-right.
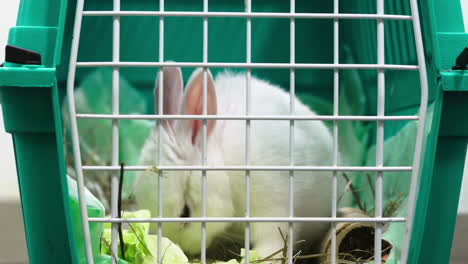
(191, 120), (201, 145)
(183, 70), (217, 145)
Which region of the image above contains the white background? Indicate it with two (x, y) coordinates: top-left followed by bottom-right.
(0, 1), (21, 201)
(0, 1), (467, 262)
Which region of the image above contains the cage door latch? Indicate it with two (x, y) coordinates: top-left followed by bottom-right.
(4, 45), (42, 66)
(452, 47), (468, 70)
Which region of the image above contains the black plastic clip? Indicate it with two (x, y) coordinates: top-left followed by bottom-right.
(5, 45), (42, 65)
(452, 47), (468, 70)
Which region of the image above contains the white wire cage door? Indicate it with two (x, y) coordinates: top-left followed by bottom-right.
(66, 0), (428, 263)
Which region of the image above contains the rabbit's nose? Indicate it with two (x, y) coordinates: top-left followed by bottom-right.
(180, 204), (191, 218)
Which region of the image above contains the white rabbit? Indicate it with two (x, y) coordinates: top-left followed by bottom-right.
(134, 66), (343, 260)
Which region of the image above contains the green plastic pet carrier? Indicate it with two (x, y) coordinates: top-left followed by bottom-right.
(0, 0), (467, 263)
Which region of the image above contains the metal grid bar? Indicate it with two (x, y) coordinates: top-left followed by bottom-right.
(331, 0), (339, 262)
(201, 1), (208, 262)
(89, 217), (406, 223)
(245, 0), (252, 263)
(401, 0), (429, 262)
(76, 61), (419, 70)
(75, 114), (419, 121)
(65, 1), (429, 262)
(66, 0), (94, 262)
(288, 1), (296, 263)
(110, 0), (121, 261)
(157, 0), (165, 262)
(374, 0), (385, 263)
(82, 11), (412, 20)
(82, 165), (413, 172)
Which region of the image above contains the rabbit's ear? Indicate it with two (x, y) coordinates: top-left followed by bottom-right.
(181, 68), (217, 145)
(155, 65), (183, 129)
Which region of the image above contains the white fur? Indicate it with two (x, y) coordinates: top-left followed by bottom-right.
(134, 69), (342, 259)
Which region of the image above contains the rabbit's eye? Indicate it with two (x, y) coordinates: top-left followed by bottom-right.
(180, 204), (191, 218)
